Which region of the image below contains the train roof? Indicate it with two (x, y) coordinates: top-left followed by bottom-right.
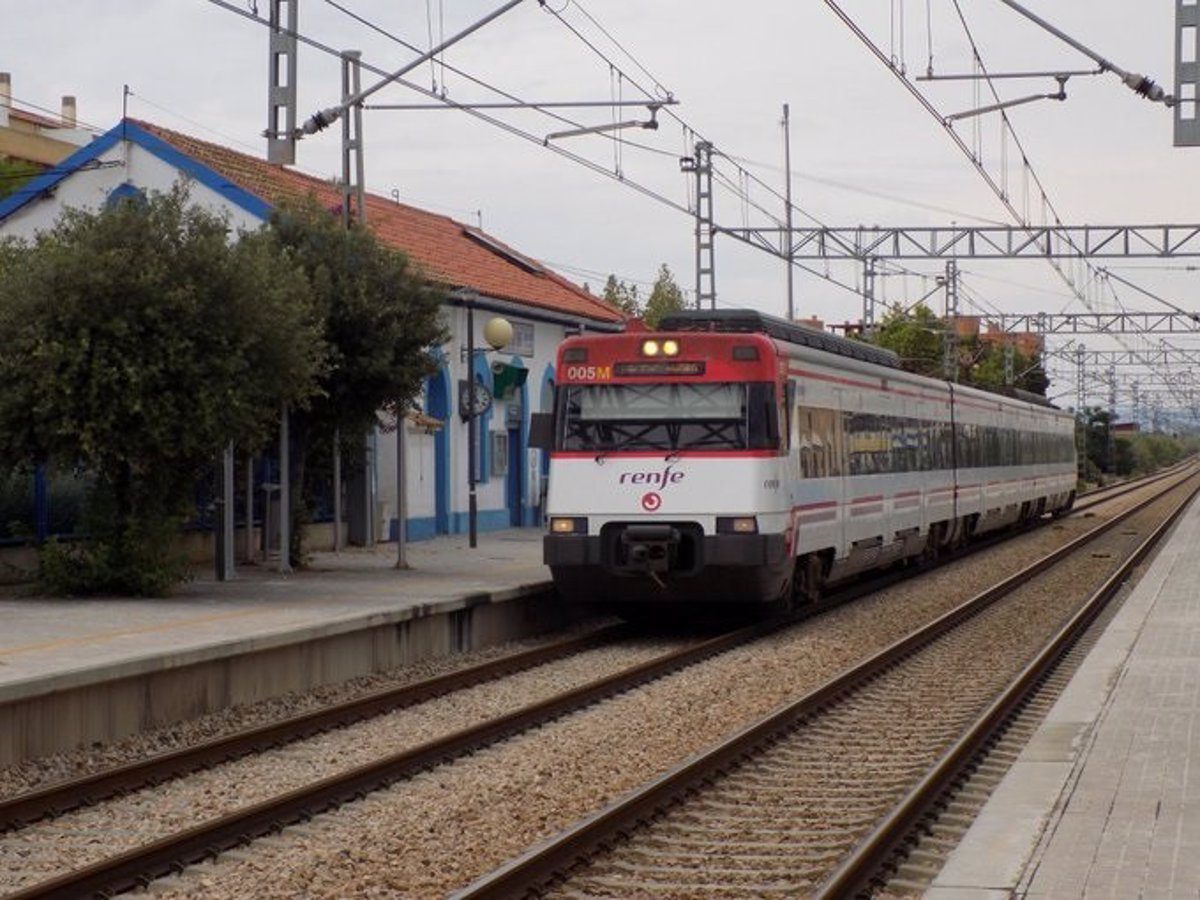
(658, 309), (902, 370)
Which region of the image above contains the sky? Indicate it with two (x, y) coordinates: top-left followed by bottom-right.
(5, 0), (1200, 419)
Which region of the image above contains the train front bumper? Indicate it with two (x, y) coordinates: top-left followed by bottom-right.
(544, 532), (786, 568)
(545, 528), (789, 605)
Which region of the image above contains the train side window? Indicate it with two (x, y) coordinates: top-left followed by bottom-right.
(797, 407), (813, 477)
(782, 382), (794, 452)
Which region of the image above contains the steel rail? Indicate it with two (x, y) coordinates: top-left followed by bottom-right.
(452, 473), (1194, 900)
(817, 476), (1200, 898)
(7, 467), (1189, 897)
(7, 452), (1148, 838)
(0, 620), (630, 832)
(1073, 459), (1195, 511)
(5, 619), (783, 900)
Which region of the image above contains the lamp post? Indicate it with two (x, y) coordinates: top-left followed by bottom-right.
(465, 305), (512, 547)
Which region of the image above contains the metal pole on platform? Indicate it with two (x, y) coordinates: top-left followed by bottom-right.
(244, 454), (254, 562)
(220, 442), (235, 580)
(467, 303), (478, 548)
(279, 403), (292, 574)
(396, 413), (408, 568)
(332, 428), (342, 552)
(783, 103), (795, 322)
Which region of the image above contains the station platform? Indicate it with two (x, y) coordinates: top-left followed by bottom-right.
(930, 494), (1200, 898)
(0, 529), (561, 765)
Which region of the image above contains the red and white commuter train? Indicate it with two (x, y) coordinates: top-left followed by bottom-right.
(541, 310), (1077, 608)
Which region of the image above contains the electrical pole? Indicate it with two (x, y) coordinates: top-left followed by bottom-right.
(340, 50), (375, 549)
(266, 0), (298, 164)
(862, 257), (878, 339)
(782, 104), (795, 321)
(467, 304), (478, 548)
(681, 141), (716, 310)
(942, 260), (959, 381)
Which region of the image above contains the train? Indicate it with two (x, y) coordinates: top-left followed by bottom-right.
(537, 309), (1077, 609)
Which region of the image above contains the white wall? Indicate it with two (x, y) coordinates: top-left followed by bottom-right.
(1, 132), (608, 541)
(374, 303), (577, 538)
(0, 139), (261, 240)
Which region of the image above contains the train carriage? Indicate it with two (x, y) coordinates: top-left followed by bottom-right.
(539, 309), (1076, 609)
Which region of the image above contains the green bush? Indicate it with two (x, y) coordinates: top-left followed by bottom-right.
(37, 481), (189, 596)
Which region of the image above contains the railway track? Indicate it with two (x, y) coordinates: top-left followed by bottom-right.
(1, 621), (786, 899)
(1072, 459), (1191, 512)
(0, 464), (1188, 899)
(454, 470), (1199, 899)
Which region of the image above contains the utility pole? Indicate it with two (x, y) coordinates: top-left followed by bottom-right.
(279, 403), (291, 573)
(340, 50), (375, 549)
(782, 104), (795, 321)
(340, 51), (367, 229)
(1107, 364), (1117, 472)
(1075, 344), (1087, 414)
(467, 304), (478, 548)
(1176, 0), (1200, 146)
(266, 0), (298, 164)
(681, 141), (716, 310)
(942, 260), (959, 381)
(265, 1), (527, 558)
(861, 257), (878, 339)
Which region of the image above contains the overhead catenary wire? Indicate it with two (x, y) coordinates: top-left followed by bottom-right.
(319, 0), (676, 161)
(202, 0), (692, 217)
(825, 0), (1190, 403)
(542, 0), (827, 236)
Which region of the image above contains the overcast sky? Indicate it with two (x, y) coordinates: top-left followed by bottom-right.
(6, 1), (1199, 414)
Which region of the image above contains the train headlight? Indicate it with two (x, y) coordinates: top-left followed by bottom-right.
(662, 339), (680, 356)
(550, 517), (588, 535)
(716, 516), (758, 534)
(641, 339), (660, 357)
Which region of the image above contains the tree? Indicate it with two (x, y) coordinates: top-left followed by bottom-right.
(0, 157), (41, 201)
(602, 274), (640, 317)
(643, 264), (686, 328)
(0, 186), (324, 594)
(265, 198), (447, 563)
(1077, 406), (1113, 479)
(966, 343), (1048, 396)
(871, 303), (943, 378)
(868, 305), (1049, 397)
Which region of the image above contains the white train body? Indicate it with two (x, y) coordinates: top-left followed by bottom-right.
(542, 311), (1076, 606)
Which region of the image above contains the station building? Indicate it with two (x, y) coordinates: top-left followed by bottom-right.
(0, 117), (624, 548)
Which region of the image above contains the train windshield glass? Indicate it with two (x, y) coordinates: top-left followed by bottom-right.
(557, 382), (778, 452)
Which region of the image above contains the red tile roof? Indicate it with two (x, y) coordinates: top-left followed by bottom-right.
(8, 106), (66, 130)
(134, 120), (623, 324)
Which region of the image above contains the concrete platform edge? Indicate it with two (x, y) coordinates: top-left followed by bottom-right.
(0, 580), (553, 707)
(0, 579), (565, 767)
(927, 497), (1195, 896)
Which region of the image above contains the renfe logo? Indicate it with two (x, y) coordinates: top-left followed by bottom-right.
(619, 464), (685, 488)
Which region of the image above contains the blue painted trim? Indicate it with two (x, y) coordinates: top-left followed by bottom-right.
(0, 119), (273, 225)
(450, 508), (510, 534)
(118, 121), (273, 220)
(398, 511), (530, 540)
(0, 127), (122, 221)
(404, 516), (439, 542)
(504, 354), (530, 527)
(105, 182), (146, 208)
(472, 354), (494, 484)
(425, 366), (451, 534)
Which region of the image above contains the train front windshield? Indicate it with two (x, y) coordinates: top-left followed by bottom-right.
(557, 382), (779, 452)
